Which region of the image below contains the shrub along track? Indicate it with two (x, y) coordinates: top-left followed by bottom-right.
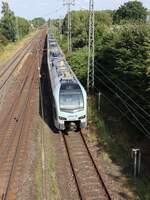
(0, 29), (46, 200)
(62, 130), (112, 200)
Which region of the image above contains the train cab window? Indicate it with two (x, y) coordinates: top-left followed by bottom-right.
(51, 51), (60, 58)
(59, 83), (84, 111)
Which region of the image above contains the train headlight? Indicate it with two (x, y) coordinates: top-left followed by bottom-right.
(59, 116), (67, 120)
(79, 115), (86, 120)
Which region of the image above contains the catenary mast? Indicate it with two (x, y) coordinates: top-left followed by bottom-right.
(63, 0), (75, 53)
(87, 0), (95, 93)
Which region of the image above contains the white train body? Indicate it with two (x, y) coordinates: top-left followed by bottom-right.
(47, 33), (87, 130)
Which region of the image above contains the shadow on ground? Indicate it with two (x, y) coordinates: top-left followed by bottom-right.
(39, 36), (59, 134)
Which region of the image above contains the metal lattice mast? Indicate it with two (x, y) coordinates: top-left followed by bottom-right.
(59, 17), (63, 41)
(87, 0), (95, 93)
(63, 0), (75, 53)
(16, 16), (20, 40)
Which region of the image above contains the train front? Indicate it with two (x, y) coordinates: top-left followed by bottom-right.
(57, 82), (87, 130)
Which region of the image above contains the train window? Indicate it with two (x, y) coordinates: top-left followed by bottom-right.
(61, 83), (80, 90)
(51, 51), (61, 58)
(60, 92), (84, 111)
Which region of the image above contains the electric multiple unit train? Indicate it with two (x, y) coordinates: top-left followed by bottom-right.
(47, 33), (87, 130)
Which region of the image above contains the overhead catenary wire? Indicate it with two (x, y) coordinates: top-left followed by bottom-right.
(94, 75), (150, 138)
(94, 73), (148, 126)
(95, 69), (150, 125)
(95, 66), (150, 119)
(94, 85), (150, 138)
(96, 64), (149, 105)
(40, 2), (150, 137)
(41, 6), (64, 18)
(95, 65), (150, 119)
(74, 0), (88, 9)
(95, 77), (150, 138)
(116, 92), (150, 137)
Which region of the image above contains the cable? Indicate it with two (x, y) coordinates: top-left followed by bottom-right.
(95, 65), (150, 118)
(95, 74), (150, 137)
(94, 73), (148, 125)
(96, 64), (149, 104)
(75, 0), (89, 10)
(41, 6), (64, 18)
(95, 72), (150, 125)
(116, 93), (150, 137)
(95, 66), (150, 119)
(94, 75), (150, 138)
(95, 69), (150, 125)
(94, 85), (149, 137)
(94, 68), (150, 126)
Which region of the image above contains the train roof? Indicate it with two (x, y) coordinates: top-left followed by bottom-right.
(48, 33), (79, 87)
(52, 58), (77, 83)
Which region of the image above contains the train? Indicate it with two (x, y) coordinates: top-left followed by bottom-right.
(47, 32), (87, 130)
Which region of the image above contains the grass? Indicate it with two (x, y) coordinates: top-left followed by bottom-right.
(88, 95), (150, 200)
(35, 118), (60, 200)
(88, 96), (129, 165)
(35, 124), (42, 200)
(0, 31), (38, 66)
(45, 130), (60, 199)
(46, 147), (59, 198)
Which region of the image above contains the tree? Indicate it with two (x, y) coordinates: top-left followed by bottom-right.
(0, 1), (16, 41)
(62, 10), (112, 49)
(62, 10), (89, 48)
(0, 33), (8, 49)
(94, 24), (150, 135)
(31, 17), (45, 28)
(95, 24), (150, 109)
(16, 17), (30, 38)
(113, 1), (147, 24)
(67, 47), (88, 86)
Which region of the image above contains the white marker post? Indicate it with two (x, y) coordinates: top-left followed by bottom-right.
(132, 148), (141, 177)
(98, 92), (101, 111)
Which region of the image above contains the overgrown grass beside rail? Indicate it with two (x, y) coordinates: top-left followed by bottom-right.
(88, 95), (150, 200)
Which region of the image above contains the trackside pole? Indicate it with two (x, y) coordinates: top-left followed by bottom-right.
(98, 92), (101, 111)
(132, 148), (141, 177)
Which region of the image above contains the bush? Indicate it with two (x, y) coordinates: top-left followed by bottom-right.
(0, 34), (9, 49)
(67, 47), (88, 87)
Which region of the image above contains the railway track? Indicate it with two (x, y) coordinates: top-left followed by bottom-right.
(0, 31), (45, 148)
(39, 80), (48, 200)
(1, 68), (37, 200)
(62, 130), (112, 200)
(0, 30), (46, 199)
(0, 31), (45, 127)
(0, 39), (32, 90)
(0, 31), (43, 90)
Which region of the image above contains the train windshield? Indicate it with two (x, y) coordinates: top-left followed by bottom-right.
(60, 84), (84, 111)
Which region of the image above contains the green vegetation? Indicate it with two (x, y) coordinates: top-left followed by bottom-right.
(0, 1), (45, 51)
(113, 1), (147, 24)
(58, 1), (150, 136)
(0, 1), (16, 42)
(17, 17), (31, 39)
(31, 17), (46, 29)
(62, 10), (112, 49)
(95, 24), (150, 103)
(88, 96), (130, 166)
(67, 47), (88, 86)
(35, 120), (60, 200)
(0, 33), (8, 48)
(55, 1), (150, 198)
(57, 10), (113, 88)
(88, 96), (150, 200)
